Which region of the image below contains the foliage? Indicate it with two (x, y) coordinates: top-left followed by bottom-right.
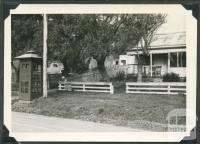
(182, 77), (186, 82)
(12, 14), (166, 79)
(11, 14), (43, 82)
(111, 71), (126, 81)
(47, 15), (89, 74)
(125, 74), (137, 82)
(11, 14), (43, 60)
(162, 72), (180, 82)
(133, 14), (166, 82)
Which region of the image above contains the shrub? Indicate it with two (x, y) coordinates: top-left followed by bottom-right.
(126, 74), (137, 82)
(113, 71), (126, 81)
(181, 77), (186, 82)
(98, 108), (104, 114)
(162, 72), (180, 82)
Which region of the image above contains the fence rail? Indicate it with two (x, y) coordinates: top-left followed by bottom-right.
(126, 82), (186, 95)
(58, 81), (114, 94)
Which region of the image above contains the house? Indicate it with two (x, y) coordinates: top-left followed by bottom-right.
(119, 31), (186, 78)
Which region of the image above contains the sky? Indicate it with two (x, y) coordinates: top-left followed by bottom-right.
(156, 13), (185, 34)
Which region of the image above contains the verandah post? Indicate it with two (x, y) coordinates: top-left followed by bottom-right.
(150, 53), (152, 77)
(168, 53), (170, 73)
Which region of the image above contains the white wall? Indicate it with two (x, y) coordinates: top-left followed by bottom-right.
(119, 55), (136, 65)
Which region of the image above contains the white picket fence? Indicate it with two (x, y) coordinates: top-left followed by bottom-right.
(126, 82), (186, 95)
(58, 81), (114, 94)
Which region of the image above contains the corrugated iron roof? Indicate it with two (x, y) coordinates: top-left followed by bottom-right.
(15, 50), (42, 59)
(133, 31), (186, 50)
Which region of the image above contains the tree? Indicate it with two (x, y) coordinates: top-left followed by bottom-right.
(47, 15), (89, 75)
(80, 14), (129, 81)
(112, 14), (166, 82)
(80, 14), (166, 81)
(11, 14), (43, 82)
(133, 14), (166, 82)
(12, 14), (166, 82)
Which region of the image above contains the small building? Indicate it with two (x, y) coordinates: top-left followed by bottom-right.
(120, 31), (186, 78)
(15, 50), (43, 101)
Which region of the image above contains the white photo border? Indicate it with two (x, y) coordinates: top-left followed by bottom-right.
(4, 4), (197, 142)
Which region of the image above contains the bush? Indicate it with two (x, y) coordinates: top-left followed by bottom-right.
(98, 108), (104, 114)
(181, 77), (186, 82)
(162, 72), (180, 82)
(112, 71), (126, 81)
(125, 74), (137, 82)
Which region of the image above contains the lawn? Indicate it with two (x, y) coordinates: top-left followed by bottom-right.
(12, 87), (186, 131)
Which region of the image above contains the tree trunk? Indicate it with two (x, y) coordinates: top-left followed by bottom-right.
(11, 62), (19, 83)
(62, 59), (70, 76)
(97, 59), (110, 82)
(137, 63), (143, 82)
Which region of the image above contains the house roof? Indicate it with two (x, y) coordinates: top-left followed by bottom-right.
(15, 50), (42, 59)
(131, 31), (186, 50)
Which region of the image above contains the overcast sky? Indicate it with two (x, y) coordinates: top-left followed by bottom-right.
(156, 13), (185, 34)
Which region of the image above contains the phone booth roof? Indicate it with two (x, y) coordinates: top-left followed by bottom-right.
(15, 50), (42, 59)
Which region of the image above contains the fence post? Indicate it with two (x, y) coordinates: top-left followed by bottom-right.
(126, 83), (128, 94)
(110, 84), (114, 94)
(168, 84), (170, 95)
(83, 83), (85, 91)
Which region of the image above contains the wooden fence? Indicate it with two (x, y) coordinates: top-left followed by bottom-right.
(58, 81), (114, 94)
(126, 82), (186, 95)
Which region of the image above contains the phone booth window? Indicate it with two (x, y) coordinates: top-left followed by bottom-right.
(38, 65), (41, 72)
(21, 81), (24, 93)
(25, 81), (29, 93)
(33, 64), (38, 71)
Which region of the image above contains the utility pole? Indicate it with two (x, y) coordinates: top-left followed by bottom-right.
(43, 14), (47, 98)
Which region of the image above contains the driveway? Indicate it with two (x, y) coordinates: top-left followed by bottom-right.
(12, 112), (144, 132)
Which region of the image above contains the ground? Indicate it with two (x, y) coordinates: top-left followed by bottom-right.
(12, 83), (186, 131)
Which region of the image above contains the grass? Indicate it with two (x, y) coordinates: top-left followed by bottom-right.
(12, 83), (186, 131)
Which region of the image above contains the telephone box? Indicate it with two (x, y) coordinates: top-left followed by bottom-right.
(15, 50), (43, 101)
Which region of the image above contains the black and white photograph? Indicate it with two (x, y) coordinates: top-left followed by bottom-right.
(4, 4), (197, 142)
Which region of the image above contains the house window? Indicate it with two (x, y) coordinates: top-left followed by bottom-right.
(121, 60), (126, 65)
(170, 53), (177, 67)
(179, 52), (186, 67)
(170, 52), (186, 67)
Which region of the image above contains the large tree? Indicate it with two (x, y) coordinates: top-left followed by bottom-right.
(47, 15), (90, 75)
(79, 14), (166, 81)
(80, 14), (129, 80)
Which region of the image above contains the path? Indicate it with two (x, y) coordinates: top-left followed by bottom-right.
(12, 112), (144, 132)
